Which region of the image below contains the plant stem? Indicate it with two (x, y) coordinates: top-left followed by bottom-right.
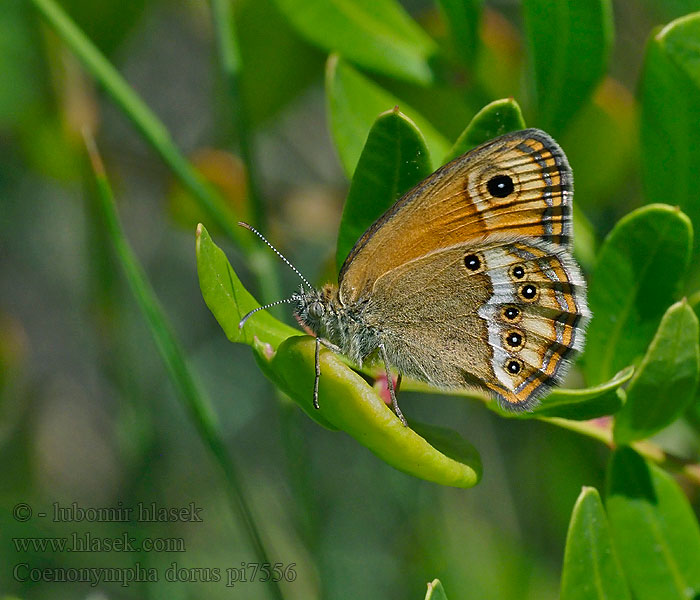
(30, 0), (281, 304)
(84, 133), (285, 600)
(209, 0), (266, 232)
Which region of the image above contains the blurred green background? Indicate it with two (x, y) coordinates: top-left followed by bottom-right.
(1, 0), (700, 598)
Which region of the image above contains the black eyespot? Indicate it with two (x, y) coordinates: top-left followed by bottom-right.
(503, 306), (520, 321)
(505, 331), (523, 348)
(507, 360), (522, 375)
(521, 284), (537, 300)
(511, 265), (525, 279)
(464, 253), (481, 271)
(487, 174), (514, 198)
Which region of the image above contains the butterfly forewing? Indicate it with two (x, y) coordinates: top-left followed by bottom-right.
(338, 129), (573, 305)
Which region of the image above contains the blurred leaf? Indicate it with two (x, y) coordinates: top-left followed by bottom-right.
(264, 336), (481, 487)
(272, 0), (438, 85)
(0, 0), (45, 128)
(489, 366), (632, 421)
(196, 224), (298, 349)
(523, 0), (614, 135)
(197, 227), (482, 487)
(606, 447), (700, 600)
(638, 0), (700, 23)
(58, 0), (148, 56)
(235, 0), (324, 126)
(326, 56), (450, 177)
(613, 300), (700, 444)
(474, 9), (524, 102)
(436, 0), (483, 65)
(584, 205), (692, 384)
(563, 78), (637, 211)
(425, 579), (449, 600)
(335, 108), (431, 271)
(561, 487), (631, 600)
(641, 13), (700, 260)
(445, 97), (525, 162)
(168, 149), (250, 232)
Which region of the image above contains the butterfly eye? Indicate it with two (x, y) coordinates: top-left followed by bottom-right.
(506, 359), (523, 375)
(309, 301), (325, 319)
(502, 306), (520, 321)
(520, 284), (538, 301)
(503, 330), (525, 350)
(510, 264), (525, 279)
(464, 253), (482, 271)
(487, 174), (514, 198)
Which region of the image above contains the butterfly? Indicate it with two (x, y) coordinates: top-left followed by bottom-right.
(240, 128), (590, 425)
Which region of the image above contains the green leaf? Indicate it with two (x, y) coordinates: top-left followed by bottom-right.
(272, 0), (438, 85)
(532, 367), (633, 420)
(335, 108), (432, 271)
(561, 487), (631, 600)
(606, 447), (700, 600)
(196, 224), (298, 350)
(488, 367), (633, 421)
(523, 0), (614, 135)
(584, 205), (693, 384)
(326, 56), (450, 177)
(262, 336), (482, 487)
(425, 579), (449, 600)
(197, 227), (481, 487)
(613, 300), (700, 444)
(435, 0), (483, 65)
(235, 0), (324, 126)
(444, 98), (526, 163)
(641, 13), (700, 260)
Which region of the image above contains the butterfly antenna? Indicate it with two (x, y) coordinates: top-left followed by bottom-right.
(238, 221), (313, 290)
(239, 297), (295, 330)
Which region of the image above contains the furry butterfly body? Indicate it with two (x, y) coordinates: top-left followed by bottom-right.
(245, 128), (590, 422)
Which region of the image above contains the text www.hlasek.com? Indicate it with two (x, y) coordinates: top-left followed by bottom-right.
(13, 532), (185, 553)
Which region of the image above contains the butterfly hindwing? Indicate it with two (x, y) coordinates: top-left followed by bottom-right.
(363, 238), (588, 410)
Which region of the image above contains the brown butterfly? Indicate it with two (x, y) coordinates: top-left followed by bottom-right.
(240, 129), (590, 425)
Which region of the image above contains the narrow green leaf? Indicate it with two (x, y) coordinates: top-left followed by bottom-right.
(614, 300), (700, 444)
(561, 487), (631, 600)
(584, 205), (693, 384)
(606, 447), (700, 600)
(85, 140), (283, 600)
(335, 108), (432, 271)
(326, 55), (450, 177)
(263, 336), (482, 488)
(272, 0), (438, 85)
(435, 0), (483, 65)
(196, 224), (299, 350)
(444, 98), (526, 163)
(488, 366), (633, 421)
(425, 579), (449, 600)
(641, 13), (700, 260)
(523, 0), (614, 135)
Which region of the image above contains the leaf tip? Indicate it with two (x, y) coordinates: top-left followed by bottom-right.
(196, 223), (203, 238)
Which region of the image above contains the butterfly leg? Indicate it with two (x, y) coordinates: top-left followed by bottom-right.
(379, 343), (408, 426)
(313, 338), (342, 410)
(313, 336), (321, 409)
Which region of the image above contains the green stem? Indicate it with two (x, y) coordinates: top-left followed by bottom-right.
(209, 0), (265, 231)
(208, 0), (282, 308)
(84, 134), (285, 600)
(30, 0), (281, 304)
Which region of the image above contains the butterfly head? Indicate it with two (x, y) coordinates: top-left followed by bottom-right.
(292, 284), (340, 336)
